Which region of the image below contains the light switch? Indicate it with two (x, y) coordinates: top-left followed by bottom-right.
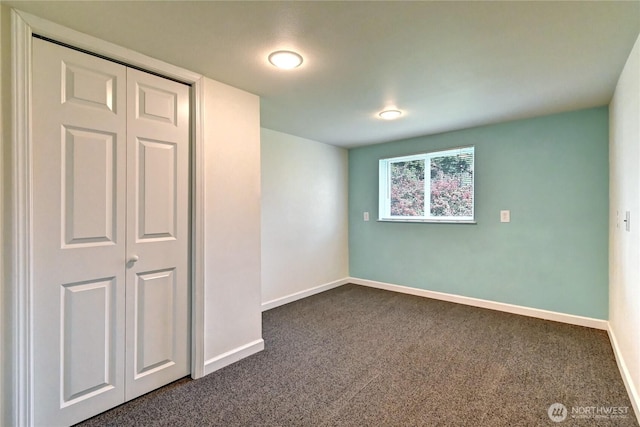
(363, 212), (370, 222)
(500, 210), (510, 223)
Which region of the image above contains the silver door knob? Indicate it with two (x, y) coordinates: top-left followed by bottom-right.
(128, 255), (139, 263)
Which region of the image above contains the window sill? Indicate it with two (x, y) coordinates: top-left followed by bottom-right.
(377, 219), (477, 224)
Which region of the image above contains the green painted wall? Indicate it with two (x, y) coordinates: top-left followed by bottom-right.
(349, 107), (609, 319)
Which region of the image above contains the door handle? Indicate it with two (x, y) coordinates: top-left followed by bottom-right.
(127, 255), (139, 265)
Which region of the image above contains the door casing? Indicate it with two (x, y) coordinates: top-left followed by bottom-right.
(9, 9), (206, 426)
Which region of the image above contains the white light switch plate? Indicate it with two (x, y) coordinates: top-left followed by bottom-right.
(625, 211), (630, 231)
(363, 212), (370, 222)
(500, 210), (510, 223)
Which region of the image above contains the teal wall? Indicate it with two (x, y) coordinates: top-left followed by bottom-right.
(349, 107), (609, 319)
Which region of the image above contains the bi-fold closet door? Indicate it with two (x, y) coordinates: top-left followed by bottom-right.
(31, 37), (190, 426)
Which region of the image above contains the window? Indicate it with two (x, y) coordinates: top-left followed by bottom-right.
(378, 146), (475, 222)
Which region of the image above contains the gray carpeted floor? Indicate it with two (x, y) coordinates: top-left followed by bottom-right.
(77, 284), (638, 426)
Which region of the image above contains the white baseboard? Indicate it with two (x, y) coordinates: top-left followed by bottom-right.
(203, 339), (265, 376)
(261, 278), (350, 311)
(349, 277), (608, 330)
(608, 325), (640, 424)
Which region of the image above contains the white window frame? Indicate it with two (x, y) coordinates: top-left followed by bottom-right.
(378, 146), (475, 223)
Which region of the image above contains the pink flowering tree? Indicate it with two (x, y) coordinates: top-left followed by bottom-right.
(390, 160), (425, 216)
(430, 154), (473, 217)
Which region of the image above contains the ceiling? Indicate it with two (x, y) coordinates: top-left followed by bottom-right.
(4, 1), (640, 148)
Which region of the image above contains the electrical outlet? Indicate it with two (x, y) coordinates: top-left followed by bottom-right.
(500, 210), (510, 223)
(363, 212), (370, 222)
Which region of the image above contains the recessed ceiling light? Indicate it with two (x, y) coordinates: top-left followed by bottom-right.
(268, 50), (303, 69)
(378, 109), (402, 120)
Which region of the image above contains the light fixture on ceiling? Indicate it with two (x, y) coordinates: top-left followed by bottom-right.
(268, 50), (303, 69)
(378, 109), (403, 120)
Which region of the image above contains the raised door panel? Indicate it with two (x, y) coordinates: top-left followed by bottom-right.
(136, 83), (177, 124)
(133, 269), (177, 377)
(61, 278), (117, 405)
(62, 126), (117, 247)
(62, 62), (118, 112)
(137, 138), (177, 241)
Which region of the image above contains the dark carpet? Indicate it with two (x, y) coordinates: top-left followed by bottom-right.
(77, 284), (638, 426)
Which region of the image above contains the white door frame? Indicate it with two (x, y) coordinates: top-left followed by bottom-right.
(9, 9), (206, 426)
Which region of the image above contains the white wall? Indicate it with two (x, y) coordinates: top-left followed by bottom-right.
(202, 78), (263, 373)
(609, 33), (640, 418)
(261, 128), (349, 309)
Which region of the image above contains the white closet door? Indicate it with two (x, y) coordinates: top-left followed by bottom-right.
(124, 68), (190, 400)
(32, 38), (191, 425)
(32, 38), (127, 426)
